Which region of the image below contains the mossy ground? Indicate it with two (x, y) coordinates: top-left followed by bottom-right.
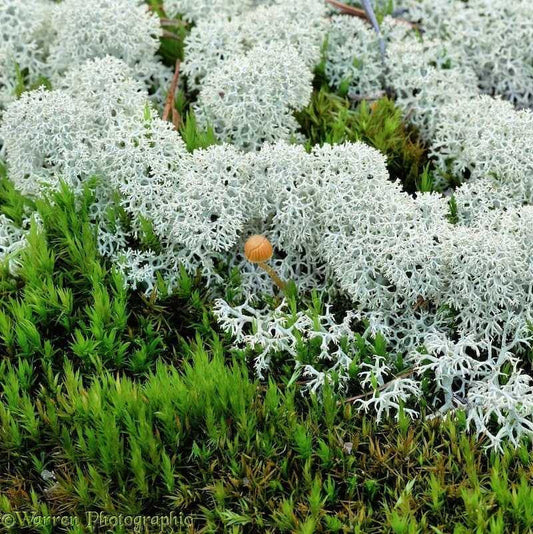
(1, 4), (532, 534)
(1, 183), (532, 534)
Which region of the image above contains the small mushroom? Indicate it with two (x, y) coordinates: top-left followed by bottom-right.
(244, 235), (286, 291)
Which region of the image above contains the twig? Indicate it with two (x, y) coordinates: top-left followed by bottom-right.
(162, 59), (181, 127)
(172, 105), (181, 131)
(343, 368), (416, 404)
(162, 30), (182, 41)
(326, 0), (419, 30)
(160, 18), (188, 27)
(326, 0), (367, 20)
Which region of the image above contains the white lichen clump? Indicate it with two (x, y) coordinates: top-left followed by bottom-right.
(183, 0), (325, 85)
(0, 0), (54, 110)
(214, 298), (359, 391)
(432, 96), (533, 203)
(386, 38), (478, 139)
(0, 0), (169, 112)
(58, 56), (149, 126)
(48, 0), (161, 77)
(325, 15), (385, 100)
(48, 0), (171, 94)
(183, 0), (326, 149)
(0, 88), (94, 195)
(163, 0), (274, 22)
(401, 0), (533, 107)
(195, 43), (313, 150)
(325, 16), (479, 139)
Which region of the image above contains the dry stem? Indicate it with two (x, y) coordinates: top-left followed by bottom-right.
(325, 0), (418, 29)
(162, 59), (181, 129)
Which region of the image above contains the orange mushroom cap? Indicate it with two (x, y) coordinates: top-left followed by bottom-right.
(244, 235), (273, 263)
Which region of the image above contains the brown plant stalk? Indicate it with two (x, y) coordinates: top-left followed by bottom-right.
(325, 0), (418, 30)
(162, 59), (181, 130)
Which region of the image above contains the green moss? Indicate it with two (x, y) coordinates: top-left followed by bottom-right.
(179, 111), (218, 152)
(0, 181), (532, 533)
(296, 88), (429, 193)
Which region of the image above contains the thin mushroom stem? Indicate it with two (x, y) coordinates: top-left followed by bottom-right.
(258, 262), (287, 291)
